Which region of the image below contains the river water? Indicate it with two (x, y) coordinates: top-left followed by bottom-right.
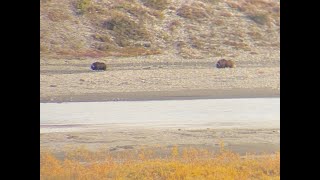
(40, 98), (280, 133)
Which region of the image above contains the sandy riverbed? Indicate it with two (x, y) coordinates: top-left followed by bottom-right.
(40, 54), (279, 102)
(40, 54), (280, 155)
(40, 98), (280, 155)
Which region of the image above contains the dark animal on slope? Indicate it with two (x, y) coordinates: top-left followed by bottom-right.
(91, 62), (107, 71)
(216, 59), (235, 68)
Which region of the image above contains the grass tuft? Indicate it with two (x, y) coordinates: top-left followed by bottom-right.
(177, 3), (210, 20)
(141, 0), (170, 11)
(76, 0), (91, 14)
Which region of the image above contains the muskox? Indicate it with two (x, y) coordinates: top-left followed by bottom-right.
(216, 59), (235, 68)
(91, 62), (107, 71)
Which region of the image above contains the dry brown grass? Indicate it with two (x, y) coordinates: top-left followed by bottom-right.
(46, 9), (71, 22)
(76, 0), (94, 15)
(103, 12), (150, 46)
(203, 0), (221, 4)
(56, 47), (161, 58)
(109, 47), (162, 57)
(248, 13), (271, 25)
(190, 36), (206, 50)
(57, 49), (106, 59)
(40, 46), (49, 54)
(40, 146), (280, 179)
(220, 11), (233, 17)
(226, 0), (280, 26)
(167, 20), (182, 31)
(40, 0), (279, 59)
(141, 0), (170, 11)
(111, 0), (164, 20)
(224, 40), (251, 51)
(213, 19), (224, 26)
(177, 3), (210, 20)
(83, 9), (152, 49)
(248, 31), (263, 40)
(75, 1), (153, 40)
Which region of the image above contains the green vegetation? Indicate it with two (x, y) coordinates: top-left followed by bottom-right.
(76, 0), (91, 14)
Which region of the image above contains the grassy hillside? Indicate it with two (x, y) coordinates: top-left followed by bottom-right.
(40, 0), (280, 59)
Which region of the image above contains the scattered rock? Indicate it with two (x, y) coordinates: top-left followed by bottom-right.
(144, 43), (151, 48)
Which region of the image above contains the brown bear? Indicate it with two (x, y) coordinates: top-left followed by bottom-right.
(91, 62), (107, 71)
(216, 59), (235, 68)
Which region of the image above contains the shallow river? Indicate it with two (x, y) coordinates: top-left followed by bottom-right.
(40, 98), (280, 133)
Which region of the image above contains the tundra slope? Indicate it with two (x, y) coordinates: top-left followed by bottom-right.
(40, 0), (280, 59)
